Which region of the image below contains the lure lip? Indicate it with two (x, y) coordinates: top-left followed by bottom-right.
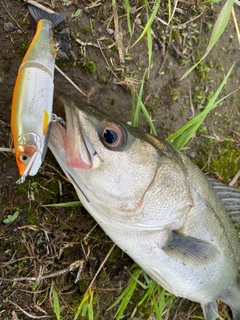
(16, 150), (42, 184)
(15, 132), (45, 182)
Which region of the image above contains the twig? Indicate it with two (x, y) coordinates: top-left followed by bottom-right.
(156, 27), (172, 77)
(3, 5), (26, 34)
(232, 7), (240, 45)
(25, 0), (55, 14)
(167, 0), (179, 27)
(74, 36), (116, 50)
(43, 162), (69, 182)
(83, 244), (115, 296)
(229, 169), (240, 187)
(0, 147), (15, 153)
(9, 300), (51, 319)
(112, 0), (124, 63)
(13, 260), (83, 282)
(55, 65), (91, 98)
(97, 39), (120, 82)
(1, 256), (33, 267)
(188, 80), (194, 119)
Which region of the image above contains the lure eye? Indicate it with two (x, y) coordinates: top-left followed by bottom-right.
(101, 122), (126, 149)
(19, 153), (30, 164)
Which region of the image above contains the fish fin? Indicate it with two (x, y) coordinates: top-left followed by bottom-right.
(232, 312), (240, 320)
(28, 4), (65, 27)
(219, 277), (240, 320)
(208, 177), (240, 227)
(163, 231), (220, 265)
(201, 301), (218, 320)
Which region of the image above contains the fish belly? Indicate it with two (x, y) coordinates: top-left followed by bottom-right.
(96, 220), (238, 305)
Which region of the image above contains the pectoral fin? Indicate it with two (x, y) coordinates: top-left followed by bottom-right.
(163, 231), (220, 265)
(201, 301), (218, 320)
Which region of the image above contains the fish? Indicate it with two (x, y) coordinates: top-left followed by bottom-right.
(11, 5), (65, 184)
(48, 94), (240, 320)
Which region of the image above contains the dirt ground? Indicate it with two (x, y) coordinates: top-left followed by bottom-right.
(0, 0), (240, 319)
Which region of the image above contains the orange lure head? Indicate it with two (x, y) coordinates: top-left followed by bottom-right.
(14, 133), (46, 184)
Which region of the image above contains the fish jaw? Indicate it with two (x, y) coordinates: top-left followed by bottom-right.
(50, 98), (97, 171)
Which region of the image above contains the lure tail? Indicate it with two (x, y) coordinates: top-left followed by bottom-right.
(28, 4), (66, 27)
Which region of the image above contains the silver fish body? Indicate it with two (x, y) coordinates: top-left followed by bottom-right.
(49, 95), (240, 320)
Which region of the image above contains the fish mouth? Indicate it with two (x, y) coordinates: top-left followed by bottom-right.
(51, 95), (96, 170)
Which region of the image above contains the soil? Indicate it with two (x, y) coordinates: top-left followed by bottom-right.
(0, 1), (239, 319)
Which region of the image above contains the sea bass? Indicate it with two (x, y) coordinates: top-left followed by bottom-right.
(49, 95), (240, 320)
(11, 5), (65, 184)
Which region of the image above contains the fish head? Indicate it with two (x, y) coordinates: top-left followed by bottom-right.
(49, 95), (160, 227)
(15, 133), (44, 183)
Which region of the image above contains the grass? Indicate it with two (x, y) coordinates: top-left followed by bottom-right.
(181, 0), (238, 79)
(52, 287), (61, 320)
(108, 264), (175, 319)
(167, 63), (236, 150)
(74, 288), (94, 320)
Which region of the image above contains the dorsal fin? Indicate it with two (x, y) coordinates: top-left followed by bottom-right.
(208, 178), (240, 227)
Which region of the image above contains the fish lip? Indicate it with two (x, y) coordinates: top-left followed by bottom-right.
(55, 95), (96, 170)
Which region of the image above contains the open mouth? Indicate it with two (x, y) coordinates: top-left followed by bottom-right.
(51, 96), (96, 170)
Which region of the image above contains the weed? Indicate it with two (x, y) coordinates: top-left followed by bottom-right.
(3, 210), (19, 224)
(167, 63), (236, 150)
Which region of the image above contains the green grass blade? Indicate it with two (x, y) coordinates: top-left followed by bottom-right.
(131, 0), (160, 48)
(207, 0), (234, 51)
(52, 288), (61, 320)
(143, 0), (153, 68)
(124, 0), (132, 35)
(140, 101), (157, 136)
(168, 0), (172, 22)
(74, 289), (94, 320)
(132, 73), (146, 127)
(87, 290), (94, 320)
(181, 0), (234, 79)
(180, 51), (208, 80)
(167, 63), (236, 149)
(137, 280), (156, 306)
(147, 25), (153, 67)
(44, 201), (82, 207)
(131, 71), (157, 135)
(108, 266), (143, 319)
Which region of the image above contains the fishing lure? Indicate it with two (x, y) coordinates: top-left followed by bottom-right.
(11, 5), (65, 183)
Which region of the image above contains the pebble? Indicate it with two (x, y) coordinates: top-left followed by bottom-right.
(4, 22), (15, 32)
(107, 28), (114, 36)
(135, 18), (141, 26)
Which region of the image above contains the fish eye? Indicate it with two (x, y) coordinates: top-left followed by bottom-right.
(19, 153), (30, 164)
(101, 122), (126, 149)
